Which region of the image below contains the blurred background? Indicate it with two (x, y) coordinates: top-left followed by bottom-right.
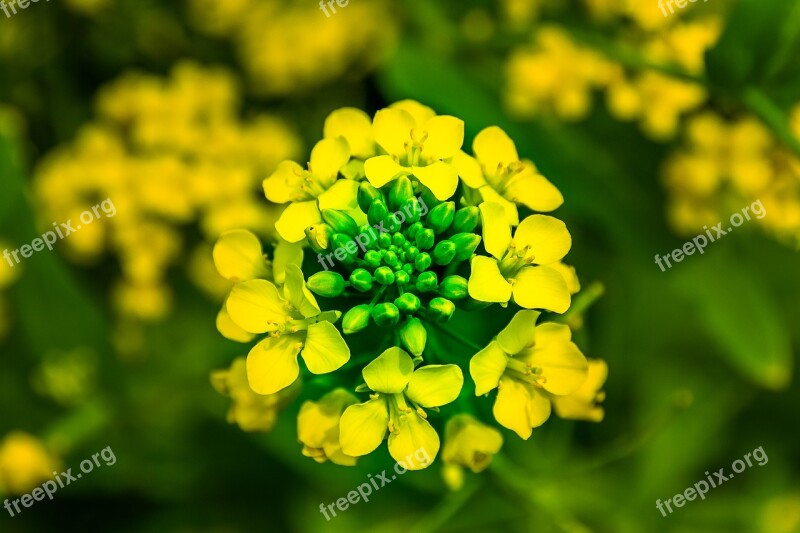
(1, 0), (799, 531)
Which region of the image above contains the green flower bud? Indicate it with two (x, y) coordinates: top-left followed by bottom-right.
(343, 305), (371, 334)
(374, 266), (396, 285)
(419, 189), (442, 211)
(371, 303), (400, 327)
(368, 199), (390, 226)
(322, 209), (359, 237)
(433, 240), (457, 265)
(451, 206), (480, 233)
(427, 201), (455, 234)
(383, 215), (402, 233)
(331, 233), (358, 264)
(414, 252), (432, 272)
(399, 317), (427, 357)
(406, 246), (419, 260)
(305, 224), (334, 252)
(405, 222), (423, 240)
(392, 232), (406, 247)
(394, 293), (421, 313)
(383, 250), (400, 268)
(388, 175), (414, 211)
(364, 250), (382, 268)
(416, 271), (438, 293)
(415, 228), (435, 250)
(451, 233), (482, 261)
(395, 270), (410, 285)
(402, 263), (414, 274)
(307, 271), (346, 297)
(349, 268), (373, 292)
(401, 198), (423, 223)
(427, 297), (455, 322)
(378, 233), (392, 248)
(358, 181), (383, 213)
(439, 275), (468, 300)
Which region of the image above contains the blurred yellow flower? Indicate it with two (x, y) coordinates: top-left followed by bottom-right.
(211, 357), (300, 432)
(552, 359), (608, 422)
(339, 347), (463, 469)
(0, 432), (60, 495)
(442, 414), (503, 475)
(470, 311), (588, 439)
(297, 388), (359, 466)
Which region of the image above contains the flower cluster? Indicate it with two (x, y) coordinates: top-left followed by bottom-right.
(33, 62), (302, 320)
(663, 111), (800, 244)
(212, 101), (608, 477)
(186, 0), (395, 97)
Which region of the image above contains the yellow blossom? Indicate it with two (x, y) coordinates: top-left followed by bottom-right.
(442, 414), (503, 476)
(552, 359), (608, 422)
(0, 432), (60, 495)
(297, 388), (359, 466)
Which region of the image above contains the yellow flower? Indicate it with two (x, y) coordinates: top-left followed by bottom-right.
(552, 359), (608, 422)
(468, 208), (573, 312)
(211, 357), (300, 432)
(264, 137), (361, 243)
(339, 347), (463, 469)
(453, 126), (563, 225)
(324, 108), (377, 161)
(470, 310), (588, 439)
(364, 100), (464, 201)
(0, 432), (60, 495)
(297, 388), (359, 466)
(224, 265), (350, 394)
(442, 414), (503, 473)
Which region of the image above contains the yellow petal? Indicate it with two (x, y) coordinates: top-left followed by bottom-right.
(272, 240), (303, 285)
(412, 161), (459, 201)
(301, 321), (350, 374)
(283, 264), (320, 318)
(339, 398), (389, 456)
(246, 333), (303, 394)
(323, 108), (375, 159)
(442, 414), (503, 473)
(523, 322), (588, 395)
(504, 163), (564, 212)
(452, 150), (487, 189)
(387, 412), (439, 470)
(511, 265), (571, 313)
(263, 161), (305, 204)
(496, 310), (540, 355)
(470, 341), (508, 395)
(479, 202), (513, 259)
(493, 378), (534, 439)
(317, 179), (359, 211)
(473, 126), (519, 173)
(552, 359), (607, 422)
(275, 200), (322, 243)
(479, 186), (519, 226)
(405, 365), (464, 408)
(468, 256), (512, 303)
(362, 347), (414, 394)
(213, 229), (269, 283)
(373, 108), (415, 157)
(309, 137), (350, 184)
(216, 304), (255, 343)
(364, 155), (409, 188)
(549, 262), (580, 294)
(421, 116), (464, 161)
(512, 214), (572, 264)
(391, 100), (435, 125)
(226, 279), (286, 334)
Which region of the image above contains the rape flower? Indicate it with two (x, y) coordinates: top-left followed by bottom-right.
(365, 100), (464, 201)
(469, 207), (573, 312)
(441, 414), (503, 490)
(211, 357), (300, 432)
(297, 388), (359, 466)
(339, 347), (463, 469)
(454, 126), (563, 226)
(224, 265), (350, 394)
(470, 310), (588, 439)
(552, 359), (608, 422)
(264, 137), (361, 243)
(0, 432), (61, 495)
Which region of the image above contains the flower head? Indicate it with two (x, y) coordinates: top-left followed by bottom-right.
(297, 388), (359, 466)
